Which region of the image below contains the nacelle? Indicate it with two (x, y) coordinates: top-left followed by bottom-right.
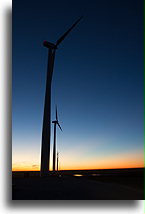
(43, 41), (56, 49)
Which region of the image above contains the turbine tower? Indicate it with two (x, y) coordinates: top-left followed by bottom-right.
(57, 152), (59, 172)
(52, 106), (62, 171)
(41, 17), (82, 176)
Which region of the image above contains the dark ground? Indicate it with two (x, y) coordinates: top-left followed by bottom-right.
(12, 168), (144, 200)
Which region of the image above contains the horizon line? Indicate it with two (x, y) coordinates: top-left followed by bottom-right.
(12, 166), (144, 172)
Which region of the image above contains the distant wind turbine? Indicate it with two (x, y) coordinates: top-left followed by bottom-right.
(52, 106), (62, 171)
(41, 17), (82, 176)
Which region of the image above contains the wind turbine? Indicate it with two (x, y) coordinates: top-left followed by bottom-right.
(52, 106), (62, 171)
(41, 17), (82, 176)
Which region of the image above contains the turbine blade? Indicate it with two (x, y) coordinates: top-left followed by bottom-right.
(56, 16), (83, 46)
(56, 105), (58, 121)
(57, 122), (62, 131)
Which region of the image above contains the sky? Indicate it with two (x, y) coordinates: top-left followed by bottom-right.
(12, 0), (143, 171)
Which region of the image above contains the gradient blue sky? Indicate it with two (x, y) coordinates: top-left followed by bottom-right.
(12, 0), (143, 170)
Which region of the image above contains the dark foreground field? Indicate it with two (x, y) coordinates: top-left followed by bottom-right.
(12, 168), (144, 200)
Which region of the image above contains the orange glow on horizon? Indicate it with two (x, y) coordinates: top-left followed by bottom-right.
(12, 148), (143, 171)
(12, 158), (143, 171)
(12, 165), (143, 172)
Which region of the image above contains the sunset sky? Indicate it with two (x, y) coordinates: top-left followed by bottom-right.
(12, 0), (143, 171)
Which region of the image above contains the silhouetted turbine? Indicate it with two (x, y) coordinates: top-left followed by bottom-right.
(41, 17), (82, 176)
(52, 106), (62, 171)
